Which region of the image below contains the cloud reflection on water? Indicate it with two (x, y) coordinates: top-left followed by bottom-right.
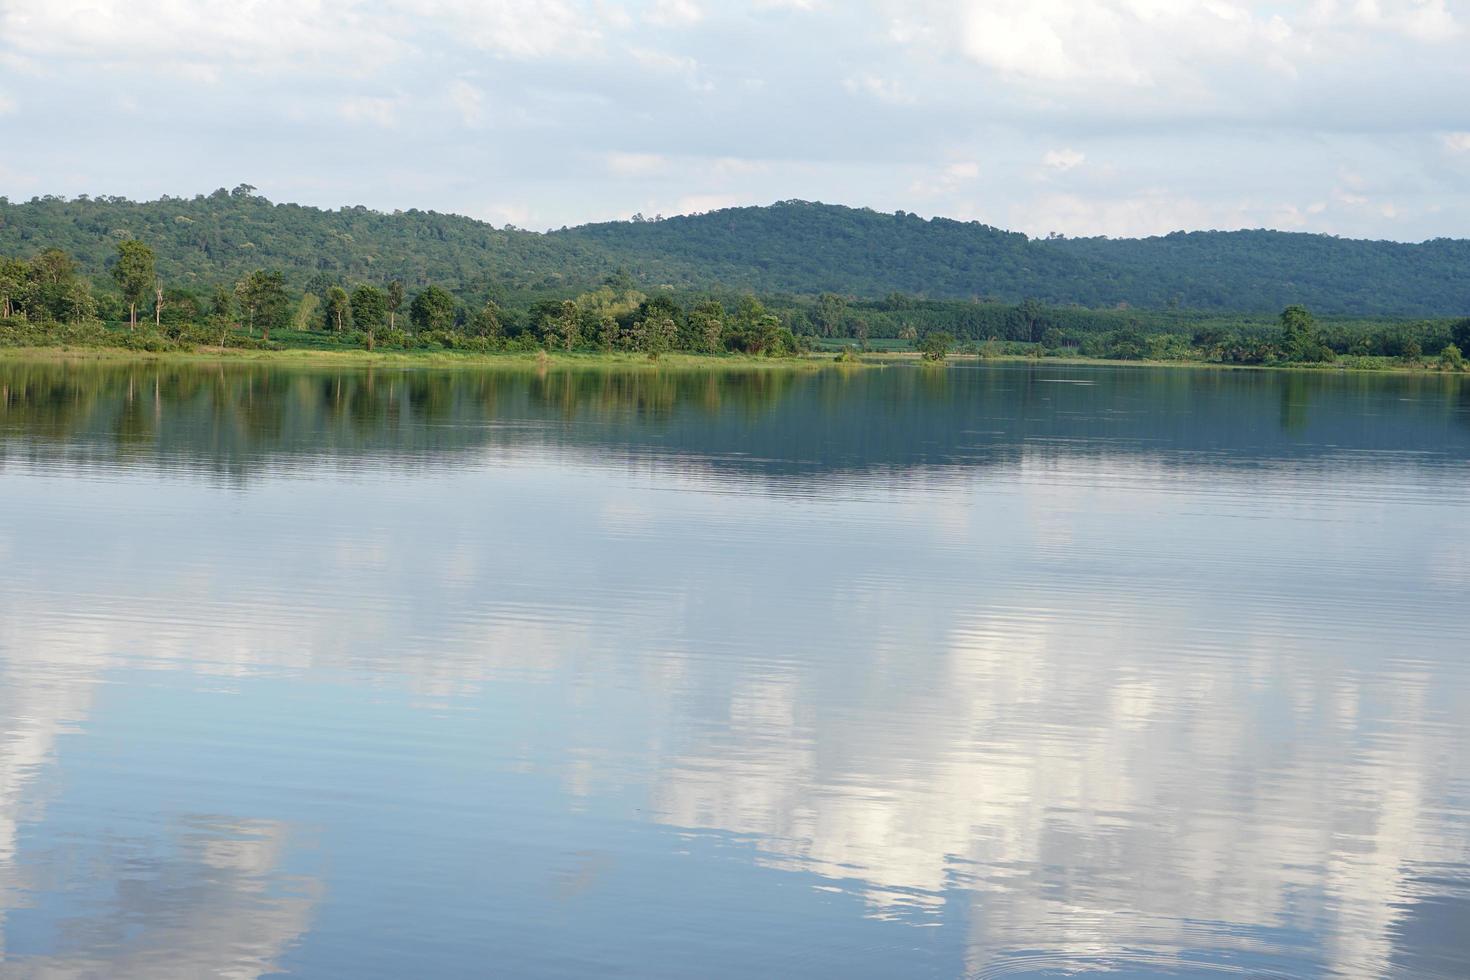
(1, 362), (1467, 977)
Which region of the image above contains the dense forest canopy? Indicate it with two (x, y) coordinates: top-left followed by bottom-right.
(1, 189), (1466, 316)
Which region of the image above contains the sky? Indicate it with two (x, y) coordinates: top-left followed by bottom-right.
(1, 0), (1468, 241)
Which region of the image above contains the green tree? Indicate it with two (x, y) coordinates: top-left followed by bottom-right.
(470, 299), (503, 339)
(689, 300), (725, 353)
(916, 331), (955, 361)
(1279, 304), (1331, 362)
(634, 314), (677, 359)
(235, 270), (290, 341)
(28, 248), (76, 287)
(350, 285), (387, 337)
(545, 300), (580, 350)
(1018, 297), (1046, 343)
(387, 279), (405, 330)
(210, 284), (235, 321)
(1106, 326), (1148, 360)
(0, 257), (27, 319)
(63, 279), (97, 324)
(323, 286), (352, 332)
(26, 249), (82, 323)
(409, 285), (455, 332)
(1451, 318), (1470, 354)
(597, 314), (621, 351)
(1400, 338), (1422, 364)
(812, 292), (848, 337)
(111, 240), (156, 330)
(1438, 343), (1464, 372)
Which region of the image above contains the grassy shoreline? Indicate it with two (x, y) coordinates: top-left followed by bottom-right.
(0, 345), (849, 371)
(854, 349), (1467, 377)
(0, 344), (1463, 377)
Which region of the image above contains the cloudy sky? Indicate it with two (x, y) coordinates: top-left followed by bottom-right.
(1, 0), (1468, 240)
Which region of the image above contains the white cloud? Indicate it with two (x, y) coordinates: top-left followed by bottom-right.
(605, 151), (670, 177)
(842, 73), (914, 104)
(676, 193), (738, 213)
(1041, 148), (1086, 172)
(0, 0), (402, 67)
(339, 96), (403, 128)
(448, 80), (487, 127)
(407, 0), (606, 59)
(887, 0), (1458, 95)
(910, 159), (983, 197)
(711, 157), (771, 177)
(1014, 190), (1218, 238)
(1322, 0), (1462, 42)
(646, 0), (704, 26)
(1, 0), (1468, 240)
(631, 46), (705, 82)
(943, 0), (1289, 85)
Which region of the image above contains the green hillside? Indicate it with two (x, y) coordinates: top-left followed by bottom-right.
(1, 188), (1466, 315)
(1049, 229), (1470, 315)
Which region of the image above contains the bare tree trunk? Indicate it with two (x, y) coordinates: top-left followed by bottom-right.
(155, 287), (163, 327)
(129, 302), (136, 331)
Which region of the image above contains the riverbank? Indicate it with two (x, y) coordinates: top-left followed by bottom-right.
(859, 349), (1467, 377)
(1, 343), (1463, 377)
(0, 345), (850, 372)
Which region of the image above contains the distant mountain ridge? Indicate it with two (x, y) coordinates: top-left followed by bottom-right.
(0, 190), (1465, 315)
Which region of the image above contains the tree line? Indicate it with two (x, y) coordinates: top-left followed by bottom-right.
(2, 237), (1465, 369)
(0, 239), (810, 357)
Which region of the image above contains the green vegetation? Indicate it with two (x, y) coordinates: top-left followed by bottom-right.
(916, 331), (955, 361)
(2, 190), (1468, 315)
(1, 209), (1466, 375)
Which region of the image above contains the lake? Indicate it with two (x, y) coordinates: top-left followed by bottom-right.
(1, 359), (1468, 978)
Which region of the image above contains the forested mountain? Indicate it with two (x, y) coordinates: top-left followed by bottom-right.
(1, 188), (1466, 315)
(1049, 230), (1470, 315)
(559, 203), (1120, 303)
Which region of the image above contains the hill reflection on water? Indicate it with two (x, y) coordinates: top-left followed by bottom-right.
(3, 359), (1468, 486)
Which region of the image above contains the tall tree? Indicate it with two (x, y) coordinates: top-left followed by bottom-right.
(813, 293), (847, 338)
(409, 285), (456, 332)
(27, 249), (82, 323)
(0, 257), (27, 319)
(689, 300), (725, 353)
(111, 239), (156, 331)
(634, 314), (677, 359)
(1451, 318), (1470, 355)
(63, 280), (98, 324)
(350, 284), (387, 339)
(1279, 304), (1330, 362)
(235, 269), (290, 341)
(387, 279), (405, 330)
(323, 286), (352, 332)
(1018, 298), (1046, 343)
(547, 300), (579, 350)
(470, 299), (502, 339)
(210, 284), (235, 322)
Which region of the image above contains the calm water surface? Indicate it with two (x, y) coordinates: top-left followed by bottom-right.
(1, 361), (1468, 978)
